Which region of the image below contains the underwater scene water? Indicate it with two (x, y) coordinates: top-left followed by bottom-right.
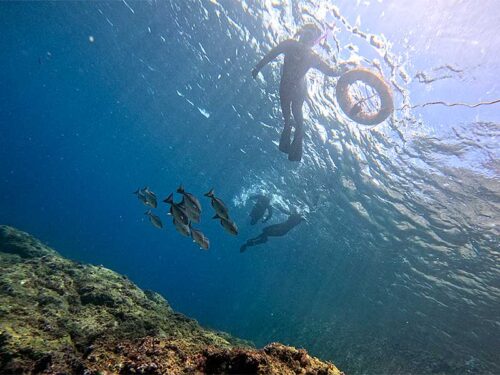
(1, 1), (499, 374)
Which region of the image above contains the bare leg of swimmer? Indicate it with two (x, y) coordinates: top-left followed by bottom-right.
(289, 96), (305, 161)
(279, 90), (293, 154)
(240, 233), (269, 252)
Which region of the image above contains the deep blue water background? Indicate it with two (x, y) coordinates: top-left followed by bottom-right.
(1, 1), (499, 374)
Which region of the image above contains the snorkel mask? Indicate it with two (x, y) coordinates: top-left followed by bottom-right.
(297, 23), (332, 47)
(314, 28), (330, 46)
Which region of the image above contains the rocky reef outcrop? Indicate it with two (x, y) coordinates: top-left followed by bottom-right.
(0, 226), (342, 374)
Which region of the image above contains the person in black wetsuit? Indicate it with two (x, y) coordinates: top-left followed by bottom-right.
(252, 23), (349, 161)
(240, 212), (304, 253)
(249, 194), (273, 225)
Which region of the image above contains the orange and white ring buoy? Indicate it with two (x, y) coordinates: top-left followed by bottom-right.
(336, 68), (394, 125)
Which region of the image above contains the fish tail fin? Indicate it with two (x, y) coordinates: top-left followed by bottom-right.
(163, 193), (173, 204)
(204, 188), (214, 197)
(212, 214), (220, 220)
(144, 210), (151, 215)
(177, 184), (184, 194)
(133, 189), (140, 195)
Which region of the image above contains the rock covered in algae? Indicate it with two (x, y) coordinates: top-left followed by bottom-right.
(0, 226), (342, 374)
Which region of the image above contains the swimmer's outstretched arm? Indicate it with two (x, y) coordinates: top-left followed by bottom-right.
(252, 40), (294, 78)
(311, 54), (344, 77)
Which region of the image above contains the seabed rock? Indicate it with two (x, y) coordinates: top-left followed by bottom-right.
(0, 225), (342, 374)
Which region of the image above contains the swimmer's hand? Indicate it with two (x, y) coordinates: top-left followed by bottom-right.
(251, 67), (260, 79)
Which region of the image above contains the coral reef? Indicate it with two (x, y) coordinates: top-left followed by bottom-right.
(0, 226), (342, 374)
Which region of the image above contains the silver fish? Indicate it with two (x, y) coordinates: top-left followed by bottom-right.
(190, 225), (209, 250)
(143, 186), (157, 197)
(142, 187), (158, 208)
(204, 188), (229, 220)
(145, 210), (163, 229)
(177, 185), (202, 214)
(179, 198), (201, 223)
(134, 189), (149, 206)
(214, 213), (238, 235)
(134, 190), (148, 206)
(164, 193), (189, 225)
(173, 218), (191, 237)
(134, 187), (157, 208)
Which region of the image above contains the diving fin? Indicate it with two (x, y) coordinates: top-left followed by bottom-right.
(288, 134), (303, 162)
(278, 127), (291, 154)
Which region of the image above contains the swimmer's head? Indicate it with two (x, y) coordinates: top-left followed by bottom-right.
(297, 23), (322, 46)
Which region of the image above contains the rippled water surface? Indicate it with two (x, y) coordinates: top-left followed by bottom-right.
(1, 1), (499, 374)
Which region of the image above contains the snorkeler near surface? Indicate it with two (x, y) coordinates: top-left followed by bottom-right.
(240, 212), (304, 253)
(252, 23), (350, 162)
(249, 194), (273, 225)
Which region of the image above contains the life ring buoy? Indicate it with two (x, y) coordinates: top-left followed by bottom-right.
(336, 68), (394, 125)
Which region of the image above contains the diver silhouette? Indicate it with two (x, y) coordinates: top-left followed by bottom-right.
(252, 23), (349, 161)
(240, 212), (304, 253)
(249, 194), (273, 225)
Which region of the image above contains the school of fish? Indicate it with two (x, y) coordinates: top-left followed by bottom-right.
(134, 185), (238, 250)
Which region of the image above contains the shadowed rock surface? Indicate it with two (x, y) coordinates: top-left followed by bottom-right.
(0, 226), (342, 374)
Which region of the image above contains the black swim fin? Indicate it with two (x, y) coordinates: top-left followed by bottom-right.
(288, 135), (303, 162)
(279, 127), (291, 154)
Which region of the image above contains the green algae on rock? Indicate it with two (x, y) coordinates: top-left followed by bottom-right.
(0, 226), (342, 374)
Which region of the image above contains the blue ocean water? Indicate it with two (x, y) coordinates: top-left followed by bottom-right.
(1, 1), (499, 374)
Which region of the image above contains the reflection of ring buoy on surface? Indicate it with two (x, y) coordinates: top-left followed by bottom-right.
(336, 68), (394, 125)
